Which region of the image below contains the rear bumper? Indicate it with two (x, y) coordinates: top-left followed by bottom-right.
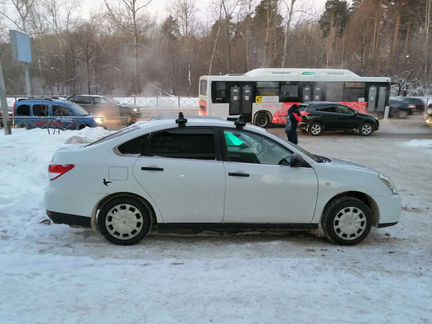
(47, 210), (91, 228)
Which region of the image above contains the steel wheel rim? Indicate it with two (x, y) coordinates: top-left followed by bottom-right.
(361, 124), (372, 135)
(333, 207), (367, 240)
(105, 203), (143, 240)
(310, 124), (321, 135)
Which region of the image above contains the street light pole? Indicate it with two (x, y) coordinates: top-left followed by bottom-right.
(0, 57), (12, 135)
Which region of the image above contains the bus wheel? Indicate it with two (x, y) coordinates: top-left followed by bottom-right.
(255, 113), (271, 128)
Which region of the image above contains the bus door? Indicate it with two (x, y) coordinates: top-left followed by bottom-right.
(229, 83), (254, 122)
(300, 83), (321, 102)
(367, 86), (377, 112)
(377, 86), (387, 112)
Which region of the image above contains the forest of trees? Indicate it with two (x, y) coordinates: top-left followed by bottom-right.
(0, 0), (431, 96)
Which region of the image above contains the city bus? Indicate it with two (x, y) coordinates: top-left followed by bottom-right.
(198, 68), (391, 127)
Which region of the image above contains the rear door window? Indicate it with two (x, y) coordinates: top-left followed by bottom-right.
(147, 128), (216, 160)
(33, 104), (49, 116)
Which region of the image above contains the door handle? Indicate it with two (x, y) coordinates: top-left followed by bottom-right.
(141, 166), (164, 171)
(228, 172), (250, 177)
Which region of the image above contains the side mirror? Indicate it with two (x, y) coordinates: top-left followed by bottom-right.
(290, 153), (307, 168)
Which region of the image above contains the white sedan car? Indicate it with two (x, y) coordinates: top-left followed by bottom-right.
(45, 115), (401, 245)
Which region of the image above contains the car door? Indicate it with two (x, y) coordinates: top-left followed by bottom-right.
(221, 129), (318, 223)
(132, 127), (226, 223)
(52, 104), (75, 130)
(336, 105), (358, 129)
(316, 105), (339, 130)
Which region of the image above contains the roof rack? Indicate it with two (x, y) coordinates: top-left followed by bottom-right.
(175, 112), (187, 127)
(234, 115), (246, 129)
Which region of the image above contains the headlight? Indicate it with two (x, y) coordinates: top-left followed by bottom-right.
(427, 107), (432, 115)
(133, 108), (138, 112)
(379, 173), (398, 195)
(94, 117), (103, 125)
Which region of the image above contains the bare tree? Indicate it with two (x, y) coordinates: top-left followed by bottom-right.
(104, 0), (152, 94)
(281, 0), (296, 68)
(0, 0), (35, 32)
(173, 0), (195, 96)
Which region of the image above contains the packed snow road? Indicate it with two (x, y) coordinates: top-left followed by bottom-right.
(0, 119), (431, 323)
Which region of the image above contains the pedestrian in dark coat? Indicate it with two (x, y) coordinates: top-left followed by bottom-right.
(285, 104), (302, 144)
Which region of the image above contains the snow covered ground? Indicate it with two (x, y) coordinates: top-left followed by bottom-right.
(0, 118), (431, 323)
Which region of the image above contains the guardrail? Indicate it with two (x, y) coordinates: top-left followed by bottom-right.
(5, 96), (200, 109)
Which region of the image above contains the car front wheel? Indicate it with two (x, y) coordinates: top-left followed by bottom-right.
(359, 122), (373, 136)
(321, 197), (372, 245)
(98, 197), (152, 245)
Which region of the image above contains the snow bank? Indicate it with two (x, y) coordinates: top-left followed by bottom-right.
(0, 127), (112, 240)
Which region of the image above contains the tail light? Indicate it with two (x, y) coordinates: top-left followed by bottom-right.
(408, 104), (416, 109)
(49, 164), (75, 181)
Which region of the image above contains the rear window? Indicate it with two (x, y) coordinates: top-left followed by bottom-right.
(16, 105), (30, 116)
(85, 125), (140, 147)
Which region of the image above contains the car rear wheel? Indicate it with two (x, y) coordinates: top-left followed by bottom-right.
(98, 197), (152, 245)
(321, 197), (372, 245)
(308, 122), (322, 136)
(255, 112), (271, 128)
(359, 122), (373, 136)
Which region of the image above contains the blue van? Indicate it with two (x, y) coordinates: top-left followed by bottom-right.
(14, 99), (99, 130)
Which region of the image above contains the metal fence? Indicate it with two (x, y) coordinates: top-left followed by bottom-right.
(6, 96), (200, 109)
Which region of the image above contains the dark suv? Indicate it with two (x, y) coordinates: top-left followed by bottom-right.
(299, 102), (379, 136)
(67, 95), (141, 127)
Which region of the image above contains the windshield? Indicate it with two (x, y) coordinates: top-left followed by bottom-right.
(291, 143), (331, 163)
(85, 125), (140, 147)
(68, 102), (90, 116)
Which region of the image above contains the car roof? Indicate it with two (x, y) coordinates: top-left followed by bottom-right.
(135, 116), (266, 132)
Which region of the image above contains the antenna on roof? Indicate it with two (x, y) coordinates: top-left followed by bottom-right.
(234, 115), (246, 129)
(176, 112), (187, 127)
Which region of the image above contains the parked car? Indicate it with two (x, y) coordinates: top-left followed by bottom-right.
(389, 97), (425, 118)
(394, 97), (425, 115)
(45, 115), (400, 246)
(67, 95), (141, 127)
(298, 102), (379, 136)
(13, 98), (99, 129)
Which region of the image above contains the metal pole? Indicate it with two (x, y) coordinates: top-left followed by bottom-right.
(24, 63), (31, 97)
(0, 57), (12, 135)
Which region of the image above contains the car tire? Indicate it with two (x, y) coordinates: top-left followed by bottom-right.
(255, 112), (271, 128)
(98, 197), (152, 245)
(396, 109), (409, 119)
(308, 122), (322, 136)
(321, 197), (372, 245)
(359, 122), (373, 136)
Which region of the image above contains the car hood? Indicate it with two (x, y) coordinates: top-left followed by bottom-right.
(327, 158), (378, 174)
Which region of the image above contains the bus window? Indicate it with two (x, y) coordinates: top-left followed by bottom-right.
(325, 82), (344, 101)
(344, 82), (366, 101)
(256, 81), (279, 96)
(212, 81), (227, 103)
(200, 79), (207, 96)
(280, 82), (299, 101)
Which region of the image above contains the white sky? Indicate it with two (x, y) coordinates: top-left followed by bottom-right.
(80, 0), (328, 23)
